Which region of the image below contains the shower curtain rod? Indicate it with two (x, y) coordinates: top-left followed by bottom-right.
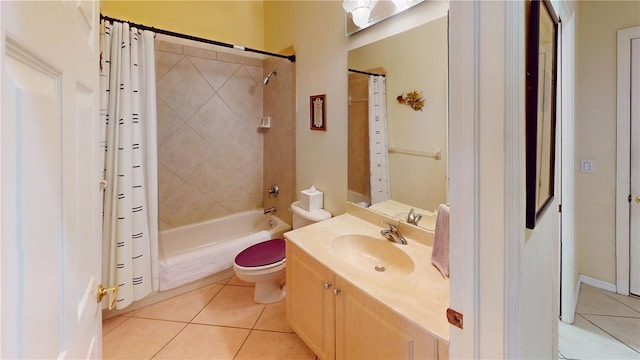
(348, 68), (386, 77)
(100, 14), (296, 63)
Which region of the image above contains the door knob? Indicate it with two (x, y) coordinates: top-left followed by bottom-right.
(636, 196), (640, 204)
(97, 284), (119, 310)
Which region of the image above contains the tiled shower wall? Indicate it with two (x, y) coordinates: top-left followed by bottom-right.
(262, 57), (296, 226)
(155, 39), (265, 230)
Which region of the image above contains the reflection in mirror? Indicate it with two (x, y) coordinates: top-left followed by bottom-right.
(344, 0), (424, 35)
(347, 14), (448, 230)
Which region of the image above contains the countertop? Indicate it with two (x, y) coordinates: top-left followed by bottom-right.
(284, 208), (450, 343)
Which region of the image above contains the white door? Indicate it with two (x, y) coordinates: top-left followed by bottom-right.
(1, 1), (103, 358)
(630, 37), (640, 296)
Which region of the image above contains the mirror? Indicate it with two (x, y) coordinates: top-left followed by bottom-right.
(347, 14), (448, 230)
(344, 0), (424, 35)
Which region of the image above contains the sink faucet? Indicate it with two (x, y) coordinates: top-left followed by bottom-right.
(406, 208), (422, 226)
(379, 221), (407, 245)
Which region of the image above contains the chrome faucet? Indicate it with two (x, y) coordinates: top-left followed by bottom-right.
(406, 208), (422, 226)
(379, 221), (407, 245)
(264, 207), (276, 215)
(268, 184), (279, 198)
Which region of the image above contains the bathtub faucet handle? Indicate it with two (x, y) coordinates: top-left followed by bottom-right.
(268, 184), (279, 198)
(264, 207), (276, 215)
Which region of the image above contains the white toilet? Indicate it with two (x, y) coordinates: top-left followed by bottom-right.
(232, 201), (331, 303)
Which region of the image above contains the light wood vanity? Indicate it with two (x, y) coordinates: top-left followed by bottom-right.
(285, 204), (449, 360)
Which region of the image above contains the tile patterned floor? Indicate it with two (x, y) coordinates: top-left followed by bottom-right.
(102, 276), (316, 360)
(559, 284), (640, 359)
(105, 278), (640, 359)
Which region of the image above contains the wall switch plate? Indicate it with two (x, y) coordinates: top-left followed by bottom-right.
(580, 159), (594, 174)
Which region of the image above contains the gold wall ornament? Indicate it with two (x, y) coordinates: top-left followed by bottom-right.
(396, 91), (424, 111)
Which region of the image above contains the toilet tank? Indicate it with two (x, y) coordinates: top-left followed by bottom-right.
(290, 201), (331, 229)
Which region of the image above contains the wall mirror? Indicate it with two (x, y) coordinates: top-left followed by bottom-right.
(347, 14), (449, 230)
(344, 0), (425, 35)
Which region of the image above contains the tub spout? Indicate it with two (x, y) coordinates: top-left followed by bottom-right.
(264, 207), (276, 215)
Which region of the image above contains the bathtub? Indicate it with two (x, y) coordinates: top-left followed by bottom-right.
(158, 210), (291, 291)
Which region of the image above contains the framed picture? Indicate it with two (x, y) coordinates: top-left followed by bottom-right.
(310, 94), (326, 130)
(525, 0), (559, 229)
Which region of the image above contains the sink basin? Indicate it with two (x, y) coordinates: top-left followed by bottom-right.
(331, 234), (415, 275)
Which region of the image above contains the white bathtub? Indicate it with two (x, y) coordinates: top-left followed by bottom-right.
(158, 210), (290, 290)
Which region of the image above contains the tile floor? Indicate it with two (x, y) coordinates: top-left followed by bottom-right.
(559, 284), (640, 359)
(102, 276), (316, 360)
(105, 278), (640, 359)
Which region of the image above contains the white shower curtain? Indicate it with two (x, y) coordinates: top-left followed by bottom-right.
(100, 20), (159, 310)
(368, 75), (391, 204)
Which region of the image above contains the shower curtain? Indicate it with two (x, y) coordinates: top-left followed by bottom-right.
(100, 20), (159, 310)
(368, 75), (391, 204)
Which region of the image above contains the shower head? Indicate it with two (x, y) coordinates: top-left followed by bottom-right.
(263, 70), (277, 85)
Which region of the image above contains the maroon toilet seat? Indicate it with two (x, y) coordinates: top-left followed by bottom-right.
(235, 238), (285, 267)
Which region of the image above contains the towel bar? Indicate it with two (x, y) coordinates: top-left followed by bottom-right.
(388, 147), (441, 160)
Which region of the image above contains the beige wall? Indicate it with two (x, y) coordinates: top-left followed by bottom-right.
(575, 1), (640, 284)
(100, 1), (265, 50)
(264, 0), (449, 216)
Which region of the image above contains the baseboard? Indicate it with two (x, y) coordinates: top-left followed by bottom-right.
(577, 274), (617, 293)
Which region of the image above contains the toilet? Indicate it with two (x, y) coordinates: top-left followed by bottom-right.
(232, 201), (331, 303)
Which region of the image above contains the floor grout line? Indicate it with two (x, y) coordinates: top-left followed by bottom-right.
(149, 321), (189, 360)
(601, 291), (640, 315)
(576, 312), (640, 319)
(103, 277), (313, 360)
(577, 313), (640, 355)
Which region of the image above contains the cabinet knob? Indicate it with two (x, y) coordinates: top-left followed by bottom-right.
(323, 282), (332, 289)
(333, 289), (341, 296)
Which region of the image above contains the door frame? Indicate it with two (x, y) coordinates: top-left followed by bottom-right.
(615, 26), (640, 296)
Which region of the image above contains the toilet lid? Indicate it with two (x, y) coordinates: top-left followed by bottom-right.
(235, 238), (285, 267)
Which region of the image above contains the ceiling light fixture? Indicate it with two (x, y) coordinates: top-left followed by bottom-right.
(342, 0), (374, 28)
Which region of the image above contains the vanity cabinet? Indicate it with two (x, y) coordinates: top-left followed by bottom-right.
(286, 241), (448, 360)
(286, 241), (336, 360)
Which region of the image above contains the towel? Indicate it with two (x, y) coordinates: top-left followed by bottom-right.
(431, 204), (450, 278)
(158, 230), (272, 291)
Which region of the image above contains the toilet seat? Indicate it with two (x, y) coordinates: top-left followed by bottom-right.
(234, 238), (285, 269)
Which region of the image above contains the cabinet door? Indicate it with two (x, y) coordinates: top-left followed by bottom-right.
(286, 242), (336, 360)
(334, 276), (438, 360)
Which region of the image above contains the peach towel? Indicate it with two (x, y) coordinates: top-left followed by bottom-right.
(431, 204), (450, 278)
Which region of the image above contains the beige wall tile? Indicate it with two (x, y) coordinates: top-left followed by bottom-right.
(156, 97), (185, 146)
(157, 39), (266, 230)
(217, 51), (246, 65)
(157, 57), (214, 120)
(190, 57), (241, 91)
(155, 51), (184, 81)
(158, 124), (211, 180)
(218, 67), (262, 116)
(184, 45), (217, 60)
(157, 40), (183, 55)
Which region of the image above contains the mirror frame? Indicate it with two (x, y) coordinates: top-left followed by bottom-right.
(525, 0), (559, 229)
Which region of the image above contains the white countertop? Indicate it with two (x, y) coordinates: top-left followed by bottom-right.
(284, 210), (450, 343)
